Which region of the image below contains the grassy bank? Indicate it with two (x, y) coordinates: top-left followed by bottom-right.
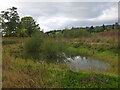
(3, 53), (118, 88)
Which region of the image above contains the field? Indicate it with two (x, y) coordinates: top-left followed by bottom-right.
(2, 30), (119, 88)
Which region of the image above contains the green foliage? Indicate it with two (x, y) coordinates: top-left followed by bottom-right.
(64, 46), (78, 57)
(1, 7), (20, 37)
(41, 38), (66, 59)
(89, 26), (95, 33)
(21, 17), (40, 37)
(24, 31), (44, 60)
(16, 28), (28, 37)
(63, 28), (90, 38)
(0, 7), (41, 37)
(24, 32), (66, 60)
(5, 30), (11, 37)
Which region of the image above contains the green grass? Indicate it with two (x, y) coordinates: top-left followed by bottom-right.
(60, 70), (118, 88)
(3, 54), (119, 88)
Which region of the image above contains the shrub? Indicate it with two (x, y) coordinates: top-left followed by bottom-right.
(63, 29), (90, 38)
(24, 31), (66, 61)
(41, 38), (66, 59)
(24, 31), (44, 60)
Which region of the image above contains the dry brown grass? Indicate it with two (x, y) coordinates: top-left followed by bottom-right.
(94, 30), (119, 42)
(2, 53), (42, 88)
(55, 30), (119, 43)
(2, 30), (119, 43)
(2, 52), (65, 88)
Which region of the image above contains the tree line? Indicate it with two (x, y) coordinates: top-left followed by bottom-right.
(45, 22), (120, 38)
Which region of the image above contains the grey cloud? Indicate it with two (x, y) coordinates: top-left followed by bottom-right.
(14, 2), (118, 32)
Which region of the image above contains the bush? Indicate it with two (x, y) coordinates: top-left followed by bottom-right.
(41, 38), (66, 59)
(24, 31), (44, 60)
(63, 29), (90, 38)
(24, 32), (66, 61)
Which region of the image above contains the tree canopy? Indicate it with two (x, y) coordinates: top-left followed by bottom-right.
(21, 17), (40, 37)
(0, 7), (20, 36)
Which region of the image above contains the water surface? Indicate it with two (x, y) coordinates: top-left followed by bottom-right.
(64, 56), (110, 72)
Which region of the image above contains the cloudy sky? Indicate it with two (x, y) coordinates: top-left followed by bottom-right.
(0, 1), (118, 32)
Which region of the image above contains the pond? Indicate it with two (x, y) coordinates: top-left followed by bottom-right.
(64, 56), (110, 72)
(40, 54), (110, 72)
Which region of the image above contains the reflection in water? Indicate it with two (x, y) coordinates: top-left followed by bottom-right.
(64, 56), (110, 72)
(39, 53), (110, 72)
